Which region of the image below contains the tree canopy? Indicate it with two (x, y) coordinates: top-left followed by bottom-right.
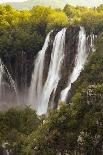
(0, 3), (103, 155)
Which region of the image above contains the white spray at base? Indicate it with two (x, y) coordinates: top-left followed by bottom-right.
(60, 27), (88, 102)
(37, 28), (66, 115)
(28, 31), (52, 109)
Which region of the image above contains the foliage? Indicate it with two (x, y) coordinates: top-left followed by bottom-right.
(0, 107), (40, 154)
(64, 4), (103, 33)
(22, 104), (78, 155)
(0, 4), (68, 61)
(0, 3), (103, 155)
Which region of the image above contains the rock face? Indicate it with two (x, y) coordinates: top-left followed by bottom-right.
(1, 26), (80, 109)
(36, 26), (80, 108)
(39, 26), (80, 109)
(53, 26), (80, 107)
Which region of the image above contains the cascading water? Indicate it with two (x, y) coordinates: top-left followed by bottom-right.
(0, 26), (93, 114)
(0, 59), (18, 105)
(60, 26), (88, 102)
(0, 60), (4, 99)
(37, 28), (66, 115)
(0, 59), (3, 87)
(90, 33), (96, 52)
(28, 31), (52, 109)
(3, 64), (18, 99)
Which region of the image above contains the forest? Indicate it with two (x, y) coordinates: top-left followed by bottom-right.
(0, 3), (103, 155)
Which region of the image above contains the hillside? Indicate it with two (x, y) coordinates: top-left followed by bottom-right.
(3, 0), (69, 10)
(2, 0), (103, 10)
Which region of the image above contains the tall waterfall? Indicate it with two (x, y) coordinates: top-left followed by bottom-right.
(28, 31), (52, 109)
(60, 27), (88, 102)
(29, 28), (66, 115)
(37, 28), (66, 115)
(0, 26), (93, 113)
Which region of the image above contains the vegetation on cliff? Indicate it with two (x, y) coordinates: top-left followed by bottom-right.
(0, 3), (103, 155)
(0, 5), (68, 59)
(0, 3), (103, 60)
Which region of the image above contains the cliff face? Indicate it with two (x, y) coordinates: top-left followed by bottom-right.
(53, 26), (80, 107)
(3, 50), (34, 90)
(40, 26), (80, 108)
(1, 26), (80, 109)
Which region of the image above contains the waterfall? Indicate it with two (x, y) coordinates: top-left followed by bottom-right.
(3, 64), (18, 99)
(0, 59), (4, 87)
(0, 59), (18, 104)
(0, 60), (4, 99)
(90, 33), (96, 52)
(60, 27), (88, 102)
(0, 26), (93, 113)
(28, 31), (52, 109)
(37, 28), (66, 115)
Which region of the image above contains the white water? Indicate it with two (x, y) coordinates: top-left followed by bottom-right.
(60, 27), (88, 102)
(0, 59), (4, 87)
(0, 59), (18, 104)
(0, 60), (4, 100)
(37, 28), (66, 115)
(90, 33), (96, 52)
(3, 64), (18, 98)
(28, 31), (52, 109)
